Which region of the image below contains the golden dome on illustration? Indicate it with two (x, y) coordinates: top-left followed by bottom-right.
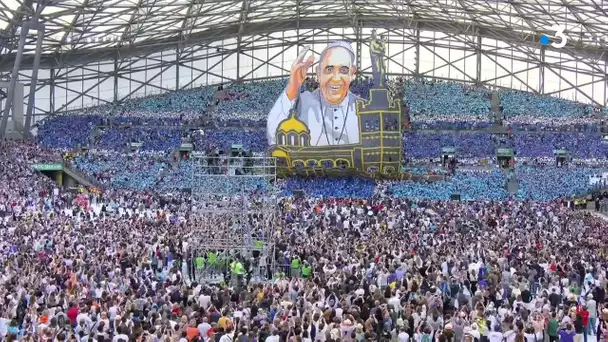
(277, 111), (309, 135)
(271, 149), (288, 159)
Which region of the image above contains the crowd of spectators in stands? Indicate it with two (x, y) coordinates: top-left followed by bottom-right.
(192, 129), (267, 154)
(72, 151), (170, 190)
(403, 132), (496, 159)
(389, 170), (509, 201)
(96, 126), (183, 152)
(515, 166), (602, 201)
(513, 132), (608, 159)
(29, 76), (608, 202)
(403, 79), (492, 122)
(37, 114), (103, 149)
(212, 80), (287, 126)
(499, 90), (598, 119)
(120, 86), (214, 118)
(34, 77), (606, 147)
(63, 148), (607, 201)
(37, 122), (608, 162)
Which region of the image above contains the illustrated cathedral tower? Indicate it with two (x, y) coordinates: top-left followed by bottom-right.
(355, 89), (402, 174)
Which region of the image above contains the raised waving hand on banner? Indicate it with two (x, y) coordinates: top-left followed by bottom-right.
(286, 47), (315, 101)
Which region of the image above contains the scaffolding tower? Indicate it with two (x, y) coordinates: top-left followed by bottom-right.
(187, 155), (278, 285)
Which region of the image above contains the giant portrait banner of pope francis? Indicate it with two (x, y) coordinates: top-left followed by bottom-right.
(266, 34), (403, 175)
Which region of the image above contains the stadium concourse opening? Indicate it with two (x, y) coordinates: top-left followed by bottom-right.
(1, 0), (608, 340)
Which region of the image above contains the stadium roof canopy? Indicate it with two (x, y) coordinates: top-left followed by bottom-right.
(0, 0), (607, 116)
(1, 0), (607, 70)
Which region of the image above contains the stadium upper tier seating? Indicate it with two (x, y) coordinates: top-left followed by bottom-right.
(403, 131), (495, 158)
(499, 90), (596, 118)
(213, 79), (287, 125)
(37, 114), (103, 149)
(70, 152), (604, 200)
(96, 126), (182, 151)
(121, 86), (214, 115)
(38, 120), (608, 160)
(108, 114), (193, 126)
(506, 122), (601, 132)
(403, 79), (492, 121)
(36, 78), (604, 140)
(410, 121), (494, 130)
(34, 78), (607, 200)
(513, 132), (608, 158)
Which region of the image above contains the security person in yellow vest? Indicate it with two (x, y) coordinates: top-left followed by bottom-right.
(290, 255), (301, 278)
(301, 261), (312, 279)
(229, 260), (236, 285)
(231, 259), (245, 287)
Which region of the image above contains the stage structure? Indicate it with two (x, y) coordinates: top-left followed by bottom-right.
(187, 155), (278, 284)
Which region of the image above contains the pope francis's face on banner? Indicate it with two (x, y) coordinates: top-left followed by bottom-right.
(317, 47), (357, 105)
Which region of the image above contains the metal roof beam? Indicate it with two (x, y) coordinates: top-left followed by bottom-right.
(120, 0), (147, 44)
(1, 15), (607, 70)
(559, 0), (598, 49)
(508, 0), (537, 32)
(58, 0), (90, 52)
(0, 0), (34, 63)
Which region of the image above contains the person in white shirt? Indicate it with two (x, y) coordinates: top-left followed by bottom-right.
(265, 330), (280, 342)
(108, 303), (119, 322)
(197, 317), (212, 341)
(503, 327), (517, 342)
(0, 317), (9, 339)
(197, 290), (211, 309)
(587, 295), (597, 334)
(76, 309), (93, 329)
(488, 326), (503, 342)
(523, 325), (538, 342)
(388, 293), (402, 313)
(219, 325), (235, 342)
(112, 326), (129, 342)
(397, 329), (410, 342)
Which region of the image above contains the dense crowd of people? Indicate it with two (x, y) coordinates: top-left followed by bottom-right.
(512, 132), (608, 159)
(403, 79), (492, 120)
(2, 141), (608, 342)
(36, 120), (608, 161)
(33, 77), (608, 160)
(65, 148), (605, 201)
(402, 132), (496, 159)
(4, 76), (607, 341)
(498, 90), (598, 119)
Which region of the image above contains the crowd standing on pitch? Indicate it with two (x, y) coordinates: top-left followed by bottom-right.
(1, 141), (608, 342)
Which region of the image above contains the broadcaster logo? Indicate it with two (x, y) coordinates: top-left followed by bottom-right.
(539, 25), (567, 48)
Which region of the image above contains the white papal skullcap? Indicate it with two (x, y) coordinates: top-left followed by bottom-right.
(317, 41), (356, 67)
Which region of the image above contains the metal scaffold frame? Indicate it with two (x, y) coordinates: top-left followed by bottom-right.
(187, 156), (278, 285)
